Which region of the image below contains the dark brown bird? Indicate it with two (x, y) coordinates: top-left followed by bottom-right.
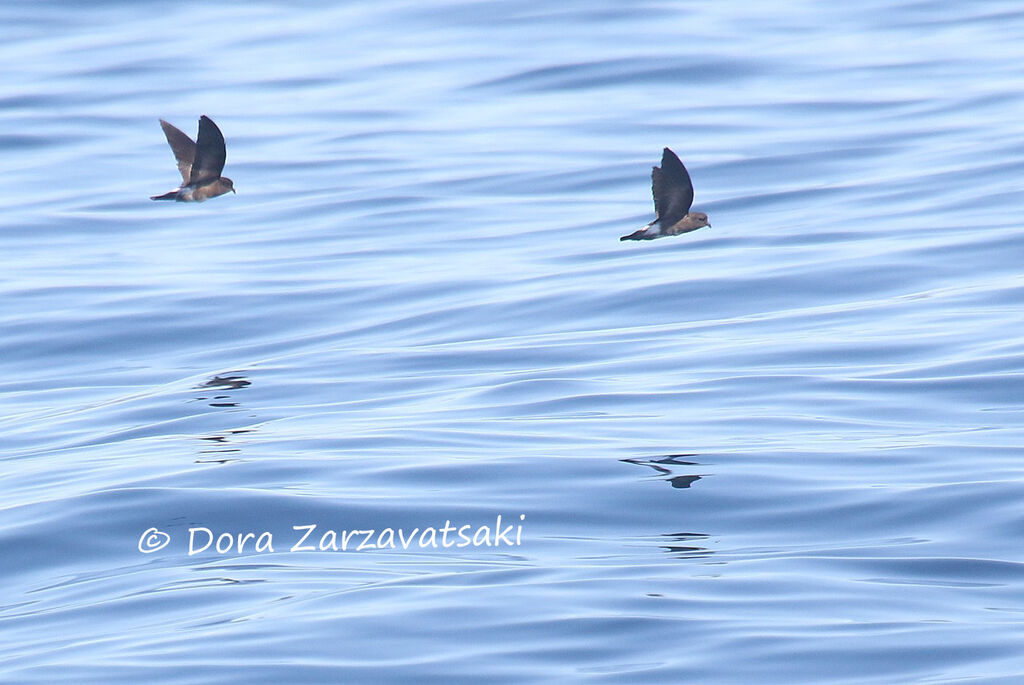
(621, 147), (709, 241)
(151, 115), (235, 202)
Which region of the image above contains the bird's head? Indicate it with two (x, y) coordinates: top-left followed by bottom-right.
(690, 212), (710, 229)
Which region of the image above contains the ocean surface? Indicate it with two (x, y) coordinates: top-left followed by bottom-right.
(2, 1), (1024, 682)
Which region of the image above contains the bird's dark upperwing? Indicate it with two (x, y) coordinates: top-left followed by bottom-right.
(189, 115), (227, 184)
(159, 119), (197, 184)
(651, 147), (694, 227)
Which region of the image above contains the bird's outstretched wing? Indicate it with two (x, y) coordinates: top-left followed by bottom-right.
(159, 119), (196, 184)
(651, 147), (694, 227)
(189, 115), (227, 184)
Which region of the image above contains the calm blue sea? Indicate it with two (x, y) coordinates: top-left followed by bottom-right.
(2, 1), (1024, 682)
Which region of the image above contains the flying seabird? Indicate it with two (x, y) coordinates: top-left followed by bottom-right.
(621, 147), (709, 241)
(151, 115), (235, 202)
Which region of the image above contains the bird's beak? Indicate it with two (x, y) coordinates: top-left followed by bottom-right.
(231, 188), (236, 194)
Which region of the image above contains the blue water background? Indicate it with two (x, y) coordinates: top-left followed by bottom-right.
(2, 1), (1024, 682)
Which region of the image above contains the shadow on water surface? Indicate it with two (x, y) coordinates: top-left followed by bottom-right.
(657, 532), (712, 559)
(194, 373), (253, 408)
(623, 454), (713, 558)
(622, 453), (706, 489)
(193, 372), (256, 463)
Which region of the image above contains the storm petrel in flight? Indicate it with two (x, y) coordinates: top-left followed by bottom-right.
(621, 147), (709, 241)
(151, 115), (235, 202)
